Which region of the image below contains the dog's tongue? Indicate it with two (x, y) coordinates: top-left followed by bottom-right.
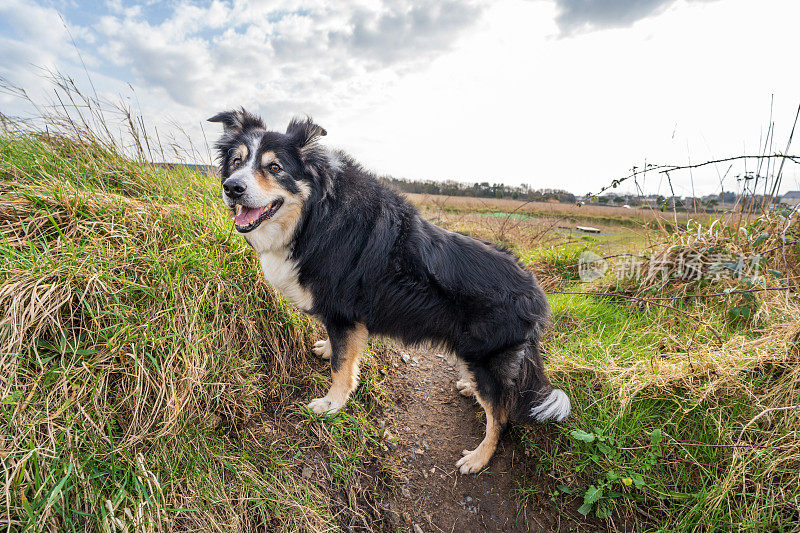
(235, 206), (265, 226)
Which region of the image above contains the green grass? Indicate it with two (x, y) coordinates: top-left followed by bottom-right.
(515, 262), (800, 531)
(0, 132), (392, 532)
(484, 211), (534, 221)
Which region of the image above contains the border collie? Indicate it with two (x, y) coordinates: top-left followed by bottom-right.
(208, 109), (570, 474)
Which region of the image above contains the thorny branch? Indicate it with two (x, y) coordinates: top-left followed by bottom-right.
(590, 153), (800, 198)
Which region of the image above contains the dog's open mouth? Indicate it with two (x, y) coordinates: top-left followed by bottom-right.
(234, 199), (284, 232)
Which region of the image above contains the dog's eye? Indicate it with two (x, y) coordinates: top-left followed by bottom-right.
(268, 163), (281, 173)
(232, 157), (242, 168)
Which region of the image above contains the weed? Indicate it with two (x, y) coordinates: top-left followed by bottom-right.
(567, 427), (661, 518)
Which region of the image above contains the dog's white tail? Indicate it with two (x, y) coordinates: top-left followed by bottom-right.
(529, 388), (571, 422)
(507, 338), (572, 424)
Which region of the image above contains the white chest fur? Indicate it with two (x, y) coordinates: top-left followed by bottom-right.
(258, 250), (314, 312)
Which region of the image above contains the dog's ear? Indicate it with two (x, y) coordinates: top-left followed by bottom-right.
(286, 116), (336, 196)
(207, 108), (264, 134)
(286, 117), (327, 153)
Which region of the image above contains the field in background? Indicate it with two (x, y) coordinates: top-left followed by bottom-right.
(406, 192), (705, 228)
(407, 192), (655, 285)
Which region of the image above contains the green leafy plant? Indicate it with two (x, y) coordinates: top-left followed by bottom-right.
(568, 428), (662, 518)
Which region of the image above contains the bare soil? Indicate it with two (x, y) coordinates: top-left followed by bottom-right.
(379, 346), (600, 533)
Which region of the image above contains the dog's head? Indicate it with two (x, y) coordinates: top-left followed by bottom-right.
(208, 109), (335, 249)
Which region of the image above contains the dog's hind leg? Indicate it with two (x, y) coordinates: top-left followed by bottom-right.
(312, 339), (332, 360)
(455, 363), (475, 397)
(307, 322), (368, 415)
(456, 364), (508, 474)
(456, 386), (507, 474)
(455, 378), (475, 397)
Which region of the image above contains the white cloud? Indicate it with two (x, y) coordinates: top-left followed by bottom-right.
(0, 0), (80, 76)
(90, 1), (486, 115)
(0, 0), (99, 117)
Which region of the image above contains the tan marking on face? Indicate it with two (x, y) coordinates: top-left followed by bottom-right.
(245, 196), (305, 252)
(276, 198), (303, 235)
(253, 170), (279, 193)
(275, 182), (310, 238)
(261, 150), (277, 166)
(251, 151), (281, 192)
(235, 144), (248, 159)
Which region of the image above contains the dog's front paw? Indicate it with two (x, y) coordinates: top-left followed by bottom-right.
(307, 396), (342, 415)
(312, 339), (331, 360)
(455, 379), (475, 397)
(456, 447), (491, 474)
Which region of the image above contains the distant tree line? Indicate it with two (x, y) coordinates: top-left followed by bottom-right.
(379, 176), (576, 203)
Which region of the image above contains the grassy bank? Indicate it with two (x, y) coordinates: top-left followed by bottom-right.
(422, 187), (800, 529)
(0, 131), (393, 532)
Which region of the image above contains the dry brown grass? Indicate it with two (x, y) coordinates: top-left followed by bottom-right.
(593, 206), (800, 301)
(552, 204), (800, 399)
(0, 179), (331, 531)
(405, 192), (705, 226)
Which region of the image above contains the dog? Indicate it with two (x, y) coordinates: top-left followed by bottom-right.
(208, 109), (570, 474)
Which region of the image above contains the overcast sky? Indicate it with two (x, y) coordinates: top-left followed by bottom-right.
(1, 0), (799, 196)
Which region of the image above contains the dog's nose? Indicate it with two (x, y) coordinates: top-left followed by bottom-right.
(223, 179), (246, 199)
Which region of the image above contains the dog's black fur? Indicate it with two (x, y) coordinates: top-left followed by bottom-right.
(295, 157), (559, 421)
(210, 109), (569, 471)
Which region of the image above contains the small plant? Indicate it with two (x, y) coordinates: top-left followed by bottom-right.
(568, 427), (662, 518)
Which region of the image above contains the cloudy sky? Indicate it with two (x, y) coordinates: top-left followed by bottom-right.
(1, 0), (799, 196)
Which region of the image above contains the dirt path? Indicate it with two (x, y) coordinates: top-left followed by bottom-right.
(380, 346), (596, 533)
